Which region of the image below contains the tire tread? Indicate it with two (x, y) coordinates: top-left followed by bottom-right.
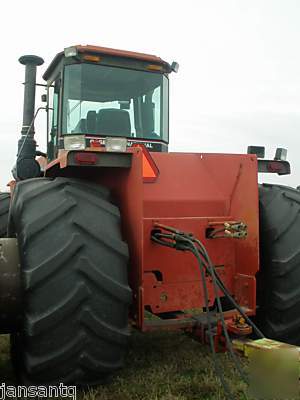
(258, 183), (300, 344)
(10, 177), (131, 385)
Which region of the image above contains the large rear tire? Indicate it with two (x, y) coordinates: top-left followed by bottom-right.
(9, 177), (132, 385)
(258, 183), (300, 344)
(0, 192), (10, 237)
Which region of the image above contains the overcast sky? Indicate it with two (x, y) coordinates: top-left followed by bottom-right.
(1, 0), (300, 189)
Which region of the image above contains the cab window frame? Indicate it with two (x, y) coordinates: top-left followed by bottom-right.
(47, 72), (62, 160)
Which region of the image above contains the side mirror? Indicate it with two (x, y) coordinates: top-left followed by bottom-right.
(247, 145), (265, 158)
(274, 148), (287, 161)
(171, 61), (179, 73)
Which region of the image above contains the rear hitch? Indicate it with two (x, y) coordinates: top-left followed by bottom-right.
(192, 310), (252, 352)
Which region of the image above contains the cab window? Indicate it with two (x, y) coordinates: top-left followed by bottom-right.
(62, 63), (169, 143)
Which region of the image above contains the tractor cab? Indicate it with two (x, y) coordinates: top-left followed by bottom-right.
(43, 45), (176, 158)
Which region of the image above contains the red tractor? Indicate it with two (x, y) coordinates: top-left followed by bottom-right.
(0, 45), (297, 389)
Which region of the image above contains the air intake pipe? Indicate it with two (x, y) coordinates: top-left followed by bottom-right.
(13, 55), (44, 180)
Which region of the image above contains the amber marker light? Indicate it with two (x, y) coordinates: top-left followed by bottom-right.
(83, 54), (101, 62)
(147, 64), (163, 71)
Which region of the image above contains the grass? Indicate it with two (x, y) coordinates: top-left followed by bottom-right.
(0, 331), (248, 400)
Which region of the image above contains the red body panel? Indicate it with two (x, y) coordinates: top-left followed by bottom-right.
(89, 149), (259, 330)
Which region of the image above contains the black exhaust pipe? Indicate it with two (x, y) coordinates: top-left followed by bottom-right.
(13, 55), (44, 180)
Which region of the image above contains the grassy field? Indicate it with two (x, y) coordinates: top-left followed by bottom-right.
(0, 331), (248, 400)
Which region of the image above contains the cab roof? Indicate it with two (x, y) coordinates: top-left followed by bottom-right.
(43, 44), (171, 81)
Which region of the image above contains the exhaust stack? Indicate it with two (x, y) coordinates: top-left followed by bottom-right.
(19, 55), (44, 136)
(14, 55), (44, 180)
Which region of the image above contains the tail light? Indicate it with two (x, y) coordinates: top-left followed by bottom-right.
(74, 152), (97, 165)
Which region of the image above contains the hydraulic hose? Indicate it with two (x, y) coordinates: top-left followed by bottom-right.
(151, 226), (266, 399)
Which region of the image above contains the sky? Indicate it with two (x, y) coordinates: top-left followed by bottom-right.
(1, 0), (300, 189)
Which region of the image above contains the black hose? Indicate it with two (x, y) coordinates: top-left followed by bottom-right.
(194, 251), (234, 398)
(173, 234), (247, 383)
(193, 238), (264, 339)
(151, 227), (270, 398)
(153, 231), (263, 338)
(151, 231), (246, 398)
(188, 243), (248, 384)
